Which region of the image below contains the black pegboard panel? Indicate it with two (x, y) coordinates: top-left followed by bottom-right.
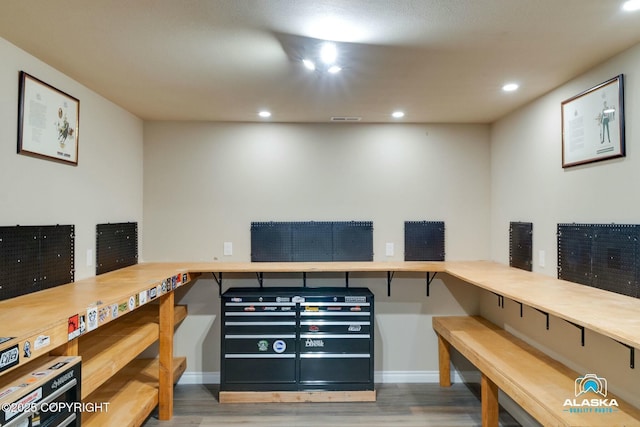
(291, 222), (332, 262)
(332, 221), (373, 261)
(39, 225), (75, 290)
(558, 224), (594, 286)
(592, 224), (638, 297)
(96, 222), (138, 275)
(0, 226), (40, 300)
(404, 221), (445, 261)
(0, 225), (74, 301)
(557, 223), (639, 298)
(509, 222), (533, 271)
(250, 222), (293, 262)
(251, 221), (373, 262)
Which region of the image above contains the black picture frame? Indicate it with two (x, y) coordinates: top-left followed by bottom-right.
(561, 75), (624, 168)
(17, 71), (80, 165)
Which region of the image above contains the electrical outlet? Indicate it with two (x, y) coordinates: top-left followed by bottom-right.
(86, 249), (93, 267)
(539, 250), (545, 267)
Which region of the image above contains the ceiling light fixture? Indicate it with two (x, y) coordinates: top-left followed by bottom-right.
(302, 59), (316, 71)
(258, 111), (271, 118)
(392, 111), (405, 119)
(320, 42), (338, 64)
(623, 0), (640, 11)
(502, 83), (519, 92)
(300, 40), (343, 75)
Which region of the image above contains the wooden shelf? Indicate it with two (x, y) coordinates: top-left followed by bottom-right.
(82, 357), (186, 427)
(0, 264), (194, 423)
(433, 316), (640, 426)
(78, 305), (187, 399)
(117, 303), (188, 326)
(0, 264), (196, 376)
(443, 261), (640, 349)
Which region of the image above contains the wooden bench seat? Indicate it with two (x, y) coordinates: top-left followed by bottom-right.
(433, 316), (640, 427)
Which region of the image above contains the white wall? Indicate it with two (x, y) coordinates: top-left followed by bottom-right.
(0, 37), (144, 280)
(143, 121), (491, 376)
(488, 42), (640, 415)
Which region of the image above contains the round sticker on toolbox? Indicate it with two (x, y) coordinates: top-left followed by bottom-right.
(273, 340), (286, 353)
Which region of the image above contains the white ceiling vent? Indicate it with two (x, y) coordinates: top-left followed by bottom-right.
(330, 116), (362, 122)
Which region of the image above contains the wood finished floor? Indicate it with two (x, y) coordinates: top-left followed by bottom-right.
(142, 383), (521, 426)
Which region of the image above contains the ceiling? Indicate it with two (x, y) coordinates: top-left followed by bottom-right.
(1, 0), (639, 124)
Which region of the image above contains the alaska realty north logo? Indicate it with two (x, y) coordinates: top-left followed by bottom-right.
(563, 374), (619, 414)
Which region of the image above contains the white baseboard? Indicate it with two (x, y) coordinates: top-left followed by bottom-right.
(179, 371), (220, 385)
(177, 369), (480, 385)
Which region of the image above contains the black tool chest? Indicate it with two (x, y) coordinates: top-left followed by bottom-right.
(220, 287), (374, 392)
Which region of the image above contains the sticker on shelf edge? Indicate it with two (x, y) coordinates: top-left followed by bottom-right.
(23, 341), (31, 358)
(0, 344), (19, 373)
(139, 290), (148, 305)
(87, 307), (98, 332)
(67, 315), (80, 341)
(33, 335), (50, 351)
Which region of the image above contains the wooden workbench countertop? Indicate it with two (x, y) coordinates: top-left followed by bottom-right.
(0, 263), (193, 357)
(176, 260), (448, 273)
(1, 260), (638, 357)
(178, 260), (640, 349)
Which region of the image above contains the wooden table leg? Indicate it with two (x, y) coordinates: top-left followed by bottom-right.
(437, 334), (452, 387)
(159, 291), (174, 420)
(481, 373), (498, 427)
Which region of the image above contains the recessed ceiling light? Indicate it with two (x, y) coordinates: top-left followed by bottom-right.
(258, 111), (271, 118)
(302, 59), (316, 71)
(623, 0), (640, 11)
(392, 111), (405, 118)
(320, 42), (337, 64)
(327, 65), (342, 74)
(502, 83), (519, 92)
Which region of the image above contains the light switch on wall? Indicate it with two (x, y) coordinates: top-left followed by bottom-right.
(223, 242), (233, 256)
(539, 250), (545, 267)
(385, 243), (394, 257)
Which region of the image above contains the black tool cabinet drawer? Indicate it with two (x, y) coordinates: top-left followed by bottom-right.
(221, 295), (297, 388)
(220, 287), (374, 392)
